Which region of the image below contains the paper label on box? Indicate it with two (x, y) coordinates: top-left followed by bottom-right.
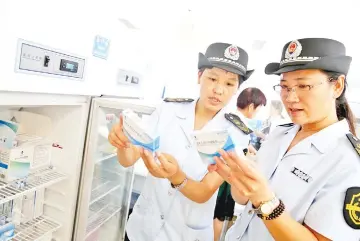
(122, 109), (160, 152)
(193, 130), (235, 165)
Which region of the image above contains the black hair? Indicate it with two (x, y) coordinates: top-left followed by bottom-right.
(324, 71), (356, 136)
(237, 87), (267, 109)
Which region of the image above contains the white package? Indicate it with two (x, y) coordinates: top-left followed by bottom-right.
(0, 134), (52, 182)
(1, 134), (51, 170)
(122, 109), (160, 153)
(12, 192), (35, 225)
(34, 188), (45, 219)
(192, 129), (235, 165)
(20, 192), (35, 224)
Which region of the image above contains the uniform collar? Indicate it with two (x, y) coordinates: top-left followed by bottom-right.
(285, 119), (350, 154)
(175, 99), (197, 120)
(175, 99), (229, 131)
(308, 119), (350, 153)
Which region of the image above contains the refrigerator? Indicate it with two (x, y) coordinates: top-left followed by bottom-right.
(0, 91), (91, 240)
(73, 98), (156, 241)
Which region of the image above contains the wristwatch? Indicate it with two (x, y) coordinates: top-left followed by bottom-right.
(252, 196), (280, 217)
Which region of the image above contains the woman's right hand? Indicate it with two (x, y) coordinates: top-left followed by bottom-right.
(108, 115), (141, 167)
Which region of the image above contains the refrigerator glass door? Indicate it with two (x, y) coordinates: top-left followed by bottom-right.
(74, 98), (155, 241)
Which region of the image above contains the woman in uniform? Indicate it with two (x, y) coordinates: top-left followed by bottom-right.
(210, 38), (360, 241)
(108, 42), (254, 241)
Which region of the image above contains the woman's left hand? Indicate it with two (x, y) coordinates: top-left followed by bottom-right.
(141, 148), (179, 179)
(211, 149), (274, 207)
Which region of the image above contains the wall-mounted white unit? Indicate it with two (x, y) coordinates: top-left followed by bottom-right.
(0, 0), (104, 96)
(15, 39), (86, 81)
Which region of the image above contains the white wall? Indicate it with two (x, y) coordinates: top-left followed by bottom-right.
(2, 0), (359, 102)
(0, 0), (163, 98)
(1, 0), (97, 95)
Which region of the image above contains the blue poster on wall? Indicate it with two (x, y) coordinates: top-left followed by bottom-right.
(92, 35), (110, 60)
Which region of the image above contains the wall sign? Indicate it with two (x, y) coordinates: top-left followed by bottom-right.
(92, 35), (110, 60)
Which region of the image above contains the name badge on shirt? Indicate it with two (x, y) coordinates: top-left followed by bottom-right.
(290, 167), (313, 183)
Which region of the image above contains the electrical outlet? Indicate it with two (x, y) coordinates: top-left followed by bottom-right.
(116, 69), (141, 86)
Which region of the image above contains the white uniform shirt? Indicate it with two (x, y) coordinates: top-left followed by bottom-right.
(126, 100), (250, 241)
(226, 119), (360, 241)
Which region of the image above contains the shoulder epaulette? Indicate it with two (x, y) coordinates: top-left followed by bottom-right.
(163, 98), (194, 103)
(225, 113), (253, 135)
(277, 123), (294, 127)
(346, 133), (360, 156)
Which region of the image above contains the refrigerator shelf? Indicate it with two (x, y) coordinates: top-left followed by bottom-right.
(0, 167), (67, 205)
(96, 153), (117, 164)
(90, 167), (123, 205)
(86, 204), (122, 238)
(89, 196), (111, 218)
(90, 181), (121, 206)
(89, 192), (123, 218)
(12, 216), (61, 241)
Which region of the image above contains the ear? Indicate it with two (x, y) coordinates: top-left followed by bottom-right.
(333, 75), (346, 98)
(197, 71), (203, 84)
(248, 103), (255, 112)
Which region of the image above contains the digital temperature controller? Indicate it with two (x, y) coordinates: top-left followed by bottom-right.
(60, 59), (78, 73)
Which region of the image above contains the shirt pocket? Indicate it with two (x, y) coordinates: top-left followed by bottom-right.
(134, 177), (152, 207)
(181, 225), (213, 241)
(183, 194), (217, 229)
(270, 164), (317, 211)
(133, 190), (163, 237)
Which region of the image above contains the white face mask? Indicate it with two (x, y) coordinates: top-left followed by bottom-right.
(246, 119), (263, 131)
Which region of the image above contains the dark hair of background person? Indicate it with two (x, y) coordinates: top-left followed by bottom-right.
(324, 71), (356, 136)
(237, 87), (267, 110)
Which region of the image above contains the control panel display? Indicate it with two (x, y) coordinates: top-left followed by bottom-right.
(16, 40), (85, 80)
(60, 59), (78, 73)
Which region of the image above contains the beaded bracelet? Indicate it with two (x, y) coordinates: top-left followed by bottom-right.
(257, 199), (285, 220)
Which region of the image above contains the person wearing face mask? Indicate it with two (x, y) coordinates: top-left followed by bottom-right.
(236, 87), (267, 121)
(213, 87), (267, 241)
(236, 87), (268, 151)
(209, 38), (360, 241)
(108, 42), (255, 241)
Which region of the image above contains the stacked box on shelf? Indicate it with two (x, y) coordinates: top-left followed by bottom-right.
(0, 133), (52, 183)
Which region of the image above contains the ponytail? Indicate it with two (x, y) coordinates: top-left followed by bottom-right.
(336, 97), (356, 136)
(326, 70), (357, 136)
